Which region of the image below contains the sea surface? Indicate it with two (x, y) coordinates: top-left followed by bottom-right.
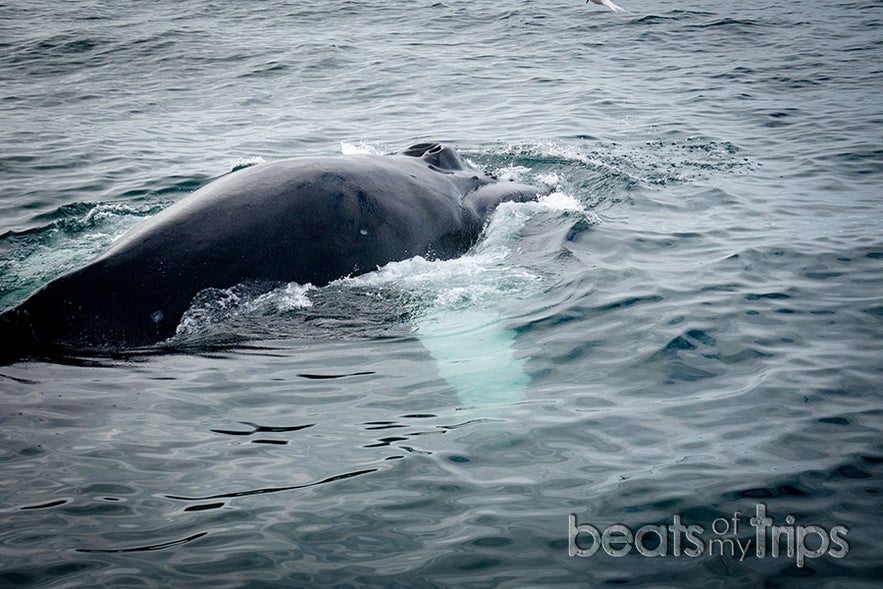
(1, 0), (882, 587)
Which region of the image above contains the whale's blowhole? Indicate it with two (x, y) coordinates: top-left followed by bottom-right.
(400, 142), (469, 173)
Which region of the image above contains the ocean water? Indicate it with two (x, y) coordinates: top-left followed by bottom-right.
(1, 0), (882, 587)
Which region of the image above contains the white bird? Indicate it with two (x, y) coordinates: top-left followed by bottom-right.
(588, 0), (628, 13)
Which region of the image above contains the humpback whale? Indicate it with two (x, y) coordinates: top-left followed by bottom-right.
(0, 143), (546, 359)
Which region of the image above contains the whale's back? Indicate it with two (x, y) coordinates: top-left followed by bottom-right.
(0, 154), (485, 354)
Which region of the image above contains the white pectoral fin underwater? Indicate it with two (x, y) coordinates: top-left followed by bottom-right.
(351, 188), (595, 412)
(414, 306), (530, 410)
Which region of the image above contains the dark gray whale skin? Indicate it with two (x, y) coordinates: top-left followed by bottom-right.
(0, 143), (546, 358)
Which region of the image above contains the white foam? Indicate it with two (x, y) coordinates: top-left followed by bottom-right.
(347, 189), (590, 305)
(534, 171), (563, 187)
(493, 164), (532, 183)
(537, 190), (590, 213)
(228, 155), (265, 171)
(249, 282), (314, 313)
(83, 202), (156, 225)
(340, 140), (383, 155)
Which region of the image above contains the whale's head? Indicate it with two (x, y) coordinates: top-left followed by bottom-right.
(399, 142), (471, 173)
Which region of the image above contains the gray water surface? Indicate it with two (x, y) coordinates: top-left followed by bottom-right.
(1, 1), (881, 587)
